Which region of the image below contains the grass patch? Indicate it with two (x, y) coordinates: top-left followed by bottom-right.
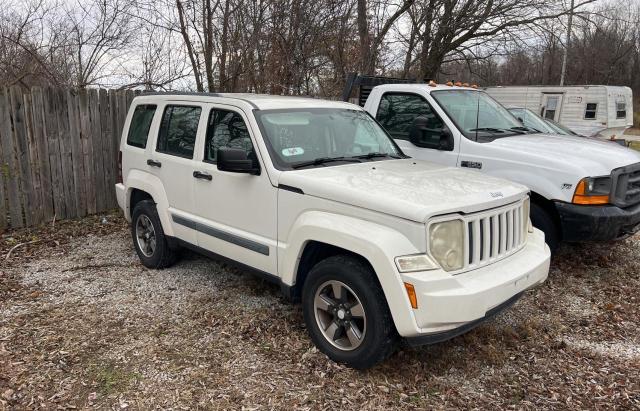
(90, 363), (140, 395)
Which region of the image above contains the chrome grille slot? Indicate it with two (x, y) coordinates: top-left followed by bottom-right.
(463, 200), (527, 271)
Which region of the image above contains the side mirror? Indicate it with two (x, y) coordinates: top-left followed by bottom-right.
(409, 115), (454, 151)
(438, 128), (454, 151)
(217, 148), (260, 175)
(409, 115), (429, 147)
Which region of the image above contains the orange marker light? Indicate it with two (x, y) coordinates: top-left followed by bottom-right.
(404, 282), (418, 309)
(572, 179), (609, 205)
(446, 81), (454, 86)
(462, 82), (470, 87)
(454, 81), (462, 87)
(428, 80), (437, 87)
(471, 84), (478, 89)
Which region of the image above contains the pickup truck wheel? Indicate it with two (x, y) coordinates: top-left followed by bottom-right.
(531, 203), (560, 253)
(302, 255), (397, 369)
(131, 200), (177, 269)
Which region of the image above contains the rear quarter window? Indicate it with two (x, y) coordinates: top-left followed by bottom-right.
(127, 104), (157, 148)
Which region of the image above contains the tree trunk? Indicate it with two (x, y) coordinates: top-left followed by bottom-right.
(203, 0), (216, 92)
(219, 0), (231, 91)
(357, 0), (373, 74)
(176, 0), (204, 92)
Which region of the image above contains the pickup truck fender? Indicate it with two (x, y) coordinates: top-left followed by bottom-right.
(482, 167), (572, 203)
(280, 211), (423, 336)
(123, 170), (174, 237)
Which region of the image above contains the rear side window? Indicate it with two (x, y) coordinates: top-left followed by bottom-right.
(127, 104), (156, 148)
(584, 103), (597, 119)
(616, 102), (626, 119)
(156, 105), (202, 158)
(376, 93), (444, 143)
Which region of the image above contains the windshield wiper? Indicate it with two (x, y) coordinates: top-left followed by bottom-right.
(469, 127), (506, 133)
(352, 152), (402, 160)
(291, 156), (361, 169)
(508, 126), (534, 134)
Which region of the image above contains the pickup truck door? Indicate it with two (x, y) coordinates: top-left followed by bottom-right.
(372, 91), (459, 167)
(191, 104), (278, 275)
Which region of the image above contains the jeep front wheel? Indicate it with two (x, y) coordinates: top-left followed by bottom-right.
(302, 255), (397, 369)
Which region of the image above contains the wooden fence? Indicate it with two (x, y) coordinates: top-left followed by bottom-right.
(0, 87), (138, 231)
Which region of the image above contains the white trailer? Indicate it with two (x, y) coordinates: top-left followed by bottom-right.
(484, 85), (633, 138)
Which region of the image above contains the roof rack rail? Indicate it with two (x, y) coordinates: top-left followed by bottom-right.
(341, 72), (421, 106)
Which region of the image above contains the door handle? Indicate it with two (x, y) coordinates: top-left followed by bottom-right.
(193, 171), (212, 181)
(147, 159), (162, 168)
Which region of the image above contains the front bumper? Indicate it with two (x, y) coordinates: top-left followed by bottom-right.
(555, 201), (640, 242)
(399, 228), (550, 340)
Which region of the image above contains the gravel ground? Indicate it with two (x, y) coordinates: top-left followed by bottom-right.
(1, 214), (639, 410)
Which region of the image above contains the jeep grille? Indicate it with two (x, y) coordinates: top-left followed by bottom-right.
(463, 200), (528, 271)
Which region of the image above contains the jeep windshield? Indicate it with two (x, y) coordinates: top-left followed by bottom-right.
(254, 108), (404, 170)
(430, 90), (532, 142)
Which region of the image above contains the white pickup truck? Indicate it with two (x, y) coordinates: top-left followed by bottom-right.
(116, 92), (549, 368)
(357, 81), (640, 251)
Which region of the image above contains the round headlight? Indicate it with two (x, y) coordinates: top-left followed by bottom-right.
(429, 220), (464, 271)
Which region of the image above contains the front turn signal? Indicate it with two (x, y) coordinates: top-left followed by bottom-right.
(404, 282), (418, 309)
(572, 178), (610, 205)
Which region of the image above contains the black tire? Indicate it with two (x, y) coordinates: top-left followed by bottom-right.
(302, 254), (397, 369)
(530, 202), (560, 253)
(131, 200), (178, 269)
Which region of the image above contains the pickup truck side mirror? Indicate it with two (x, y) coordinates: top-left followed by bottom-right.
(217, 148), (260, 175)
(409, 115), (454, 151)
(438, 128), (454, 151)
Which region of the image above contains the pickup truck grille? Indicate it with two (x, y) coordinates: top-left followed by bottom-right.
(612, 163), (640, 208)
(463, 200), (527, 271)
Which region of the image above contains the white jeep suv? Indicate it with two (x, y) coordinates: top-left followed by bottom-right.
(115, 92), (550, 369)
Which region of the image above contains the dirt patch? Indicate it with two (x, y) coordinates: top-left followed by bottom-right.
(1, 216), (639, 409)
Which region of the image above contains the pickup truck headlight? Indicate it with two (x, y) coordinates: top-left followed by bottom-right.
(572, 176), (611, 205)
(429, 220), (464, 271)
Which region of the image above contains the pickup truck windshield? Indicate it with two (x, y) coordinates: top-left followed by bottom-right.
(255, 108), (402, 169)
(430, 90), (527, 141)
(508, 108), (558, 134)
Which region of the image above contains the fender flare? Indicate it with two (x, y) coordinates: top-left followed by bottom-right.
(280, 211), (423, 336)
(124, 170), (174, 236)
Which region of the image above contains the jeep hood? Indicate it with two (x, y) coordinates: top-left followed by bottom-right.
(278, 159), (527, 222)
(487, 134), (640, 174)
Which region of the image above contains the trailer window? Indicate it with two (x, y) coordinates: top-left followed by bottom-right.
(616, 102), (626, 119)
(584, 103), (597, 119)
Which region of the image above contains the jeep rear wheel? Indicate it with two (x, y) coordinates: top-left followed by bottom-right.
(131, 200), (177, 269)
(302, 255), (397, 369)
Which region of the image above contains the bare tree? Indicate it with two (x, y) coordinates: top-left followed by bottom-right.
(356, 0), (414, 74)
(54, 0), (134, 88)
(398, 0), (596, 81)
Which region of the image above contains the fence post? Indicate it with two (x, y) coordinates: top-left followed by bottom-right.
(55, 88), (77, 218)
(89, 89), (106, 212)
(31, 87), (55, 223)
(9, 86), (36, 227)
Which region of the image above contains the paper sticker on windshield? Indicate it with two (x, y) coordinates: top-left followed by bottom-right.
(282, 147), (304, 157)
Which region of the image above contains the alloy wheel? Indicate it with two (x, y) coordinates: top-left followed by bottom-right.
(313, 280), (367, 351)
(135, 214), (156, 257)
